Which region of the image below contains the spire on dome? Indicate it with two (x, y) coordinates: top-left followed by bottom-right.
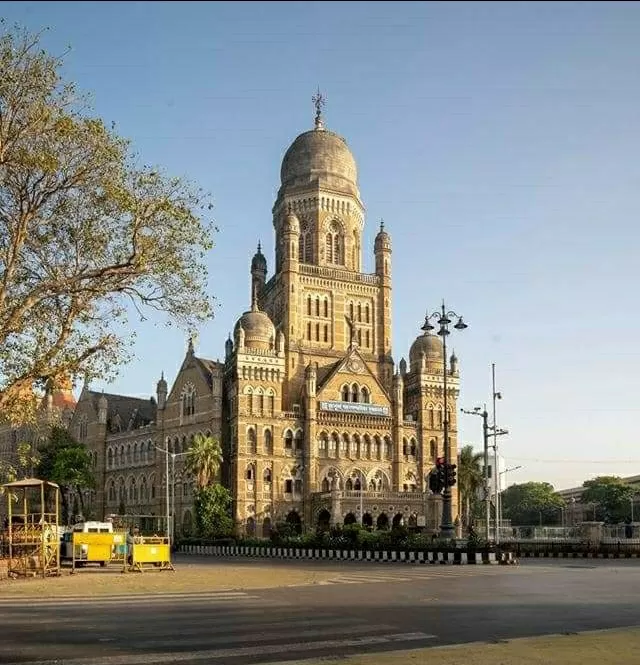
(312, 87), (326, 130)
(251, 282), (259, 312)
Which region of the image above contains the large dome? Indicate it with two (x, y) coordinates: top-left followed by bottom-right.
(409, 332), (444, 368)
(234, 303), (276, 352)
(280, 128), (359, 197)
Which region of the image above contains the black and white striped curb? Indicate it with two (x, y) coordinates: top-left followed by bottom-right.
(179, 544), (511, 565)
(517, 550), (640, 559)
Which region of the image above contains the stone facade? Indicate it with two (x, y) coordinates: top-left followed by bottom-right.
(224, 111), (461, 536)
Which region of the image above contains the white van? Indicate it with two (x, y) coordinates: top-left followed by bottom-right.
(60, 521), (113, 566)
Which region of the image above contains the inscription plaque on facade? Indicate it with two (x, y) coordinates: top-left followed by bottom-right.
(319, 401), (390, 417)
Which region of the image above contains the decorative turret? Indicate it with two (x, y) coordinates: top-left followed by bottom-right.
(156, 372), (167, 410)
(225, 333), (234, 360)
(305, 362), (317, 397)
(399, 357), (407, 377)
(233, 288), (276, 352)
(250, 241), (267, 301)
(450, 351), (458, 376)
(374, 219), (391, 277)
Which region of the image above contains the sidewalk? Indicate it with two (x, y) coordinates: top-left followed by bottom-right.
(279, 627), (640, 665)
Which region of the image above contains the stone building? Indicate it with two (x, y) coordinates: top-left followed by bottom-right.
(223, 104), (461, 536)
(68, 341), (223, 535)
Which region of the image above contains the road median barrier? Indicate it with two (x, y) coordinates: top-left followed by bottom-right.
(71, 532), (127, 573)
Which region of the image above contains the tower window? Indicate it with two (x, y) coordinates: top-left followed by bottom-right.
(326, 222), (344, 266)
(365, 330), (370, 347)
(307, 322), (311, 340)
(324, 299), (328, 318)
(315, 297), (320, 316)
(324, 325), (328, 342)
(315, 323), (320, 341)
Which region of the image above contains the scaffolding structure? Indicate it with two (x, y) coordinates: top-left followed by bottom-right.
(3, 478), (61, 578)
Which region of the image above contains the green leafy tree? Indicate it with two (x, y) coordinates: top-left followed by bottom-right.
(193, 484), (233, 539)
(581, 476), (634, 523)
(51, 445), (94, 521)
(501, 482), (565, 526)
(458, 445), (484, 528)
(185, 434), (223, 489)
(37, 425), (91, 522)
(0, 24), (216, 426)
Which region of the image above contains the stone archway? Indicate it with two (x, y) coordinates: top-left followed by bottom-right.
(392, 513), (404, 528)
(286, 510), (302, 535)
(376, 513), (389, 530)
(344, 512), (357, 526)
(317, 509), (331, 532)
(246, 517), (256, 536)
(362, 513), (373, 528)
(262, 517), (272, 538)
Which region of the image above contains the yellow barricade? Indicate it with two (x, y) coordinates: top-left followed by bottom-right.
(129, 536), (174, 573)
(71, 532), (114, 571)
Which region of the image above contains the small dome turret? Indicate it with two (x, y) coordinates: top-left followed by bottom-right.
(409, 332), (444, 370)
(282, 211), (300, 235)
(233, 295), (276, 352)
(374, 220), (391, 251)
(251, 242), (267, 272)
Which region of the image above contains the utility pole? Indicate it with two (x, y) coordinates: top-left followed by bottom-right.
(491, 363), (502, 543)
(461, 406), (490, 541)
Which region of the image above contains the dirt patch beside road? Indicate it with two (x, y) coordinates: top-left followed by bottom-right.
(0, 560), (335, 597)
(282, 626), (640, 665)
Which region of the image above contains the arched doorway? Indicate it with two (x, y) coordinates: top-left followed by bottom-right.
(246, 517), (256, 536)
(408, 513), (418, 528)
(317, 509), (331, 532)
(376, 513), (389, 530)
(344, 512), (357, 526)
(362, 513), (373, 528)
(262, 517), (272, 538)
(286, 510), (302, 535)
(392, 513), (404, 528)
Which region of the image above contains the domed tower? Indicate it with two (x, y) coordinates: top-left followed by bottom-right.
(273, 92), (364, 272)
(234, 292), (277, 353)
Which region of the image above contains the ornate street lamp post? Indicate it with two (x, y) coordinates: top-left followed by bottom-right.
(422, 302), (467, 540)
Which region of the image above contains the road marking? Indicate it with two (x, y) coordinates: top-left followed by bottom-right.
(0, 590), (262, 607)
(1, 632), (437, 665)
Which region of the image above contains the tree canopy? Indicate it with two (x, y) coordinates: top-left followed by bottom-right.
(185, 434), (223, 489)
(457, 445), (484, 528)
(501, 481), (565, 526)
(581, 476), (634, 523)
(0, 24), (216, 424)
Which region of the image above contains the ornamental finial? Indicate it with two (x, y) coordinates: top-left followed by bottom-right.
(312, 87), (326, 130)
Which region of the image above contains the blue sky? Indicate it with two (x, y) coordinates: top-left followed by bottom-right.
(4, 1), (640, 490)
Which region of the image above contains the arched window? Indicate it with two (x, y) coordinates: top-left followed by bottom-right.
(284, 430), (293, 453)
(264, 429), (273, 454)
(428, 404), (435, 429)
(323, 299), (328, 318)
(247, 428), (257, 454)
(133, 443), (139, 464)
(246, 465), (255, 481)
(307, 296), (312, 315)
(321, 478), (330, 492)
(126, 445), (132, 466)
(299, 231), (313, 263)
(365, 330), (370, 348)
(329, 433), (339, 457)
(341, 385), (350, 402)
(263, 468), (272, 483)
(360, 386), (370, 404)
(357, 303), (362, 322)
(108, 480), (116, 503)
(118, 446), (124, 467)
(430, 439), (437, 460)
(409, 439), (417, 458)
(294, 430), (304, 453)
(181, 384), (196, 417)
(318, 432), (328, 457)
(326, 233), (333, 263)
(374, 435), (382, 460)
(437, 405), (443, 428)
(349, 302), (354, 320)
(351, 383), (359, 403)
(107, 448), (114, 469)
(315, 297), (320, 317)
(384, 436), (392, 460)
(365, 304), (370, 323)
(326, 221), (344, 265)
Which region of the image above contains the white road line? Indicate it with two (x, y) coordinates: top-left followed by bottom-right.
(0, 591), (261, 608)
(2, 632), (437, 665)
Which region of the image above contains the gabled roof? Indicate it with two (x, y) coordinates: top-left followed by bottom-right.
(2, 478), (59, 489)
(194, 356), (223, 389)
(87, 390), (156, 431)
(316, 347), (391, 402)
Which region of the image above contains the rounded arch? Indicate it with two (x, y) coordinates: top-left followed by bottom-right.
(368, 469), (390, 491)
(262, 516), (272, 538)
(284, 429), (294, 452)
(246, 517), (256, 536)
(319, 466), (343, 492)
(360, 385), (370, 404)
(344, 512), (357, 526)
(245, 462), (256, 481)
(264, 428), (273, 453)
(316, 509), (331, 532)
(263, 467), (272, 483)
(362, 513), (373, 528)
(341, 384), (350, 402)
(376, 513), (389, 530)
(285, 510), (302, 535)
(107, 447), (114, 469)
(392, 513), (405, 528)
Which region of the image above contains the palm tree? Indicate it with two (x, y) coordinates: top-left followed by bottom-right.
(185, 434), (223, 489)
(458, 445), (484, 529)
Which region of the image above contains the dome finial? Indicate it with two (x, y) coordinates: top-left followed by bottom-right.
(379, 218), (385, 232)
(257, 240), (261, 253)
(312, 87), (326, 130)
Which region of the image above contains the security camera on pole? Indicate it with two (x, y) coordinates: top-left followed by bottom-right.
(422, 302), (467, 541)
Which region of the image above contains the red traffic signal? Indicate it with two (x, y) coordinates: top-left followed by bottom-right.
(436, 456), (445, 466)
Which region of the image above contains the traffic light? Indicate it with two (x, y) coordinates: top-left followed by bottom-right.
(428, 470), (441, 494)
(446, 463), (457, 487)
(436, 459), (446, 489)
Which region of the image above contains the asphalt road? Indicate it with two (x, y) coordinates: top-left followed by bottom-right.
(2, 556), (640, 665)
